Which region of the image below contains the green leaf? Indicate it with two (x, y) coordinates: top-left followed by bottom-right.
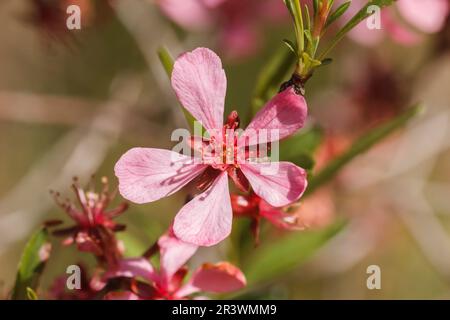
(157, 46), (198, 132)
(251, 47), (296, 115)
(26, 287), (38, 300)
(306, 104), (423, 194)
(304, 30), (313, 49)
(244, 220), (346, 284)
(157, 46), (174, 75)
(284, 0), (304, 53)
(11, 228), (51, 300)
(326, 1), (351, 28)
(304, 4), (311, 31)
(282, 39), (297, 55)
(319, 0), (396, 60)
(313, 0), (319, 17)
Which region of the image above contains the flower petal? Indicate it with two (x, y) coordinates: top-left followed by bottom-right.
(190, 262), (246, 293)
(158, 232), (198, 282)
(115, 148), (206, 204)
(171, 47), (227, 131)
(241, 162), (307, 207)
(242, 87), (307, 145)
(103, 258), (158, 283)
(173, 173), (232, 246)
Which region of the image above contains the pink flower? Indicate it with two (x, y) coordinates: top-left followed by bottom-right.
(115, 47), (308, 246)
(155, 0), (288, 59)
(49, 176), (127, 266)
(344, 0), (449, 46)
(104, 230), (246, 299)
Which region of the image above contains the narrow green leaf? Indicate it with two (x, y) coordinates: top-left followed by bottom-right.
(283, 0), (295, 19)
(157, 46), (174, 75)
(292, 0), (305, 53)
(313, 0), (319, 17)
(244, 220), (346, 284)
(157, 46), (198, 132)
(304, 4), (311, 31)
(319, 0), (396, 60)
(251, 47), (296, 115)
(26, 287), (38, 300)
(306, 104), (423, 194)
(304, 30), (313, 49)
(284, 0), (304, 54)
(326, 1), (351, 28)
(282, 39), (297, 55)
(11, 228), (51, 300)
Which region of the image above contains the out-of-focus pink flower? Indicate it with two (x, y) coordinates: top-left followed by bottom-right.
(314, 134), (351, 172)
(28, 0), (117, 45)
(49, 176), (128, 266)
(155, 0), (288, 59)
(343, 0), (449, 46)
(104, 230), (246, 299)
(289, 187), (335, 229)
(115, 47), (308, 247)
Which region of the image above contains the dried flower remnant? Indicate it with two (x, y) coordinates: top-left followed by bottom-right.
(115, 47), (308, 246)
(104, 230), (246, 300)
(49, 176), (128, 267)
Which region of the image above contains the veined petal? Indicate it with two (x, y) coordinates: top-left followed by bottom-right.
(242, 87), (307, 145)
(241, 162), (307, 207)
(190, 262), (246, 293)
(158, 232), (198, 282)
(115, 148), (206, 204)
(171, 48), (227, 131)
(173, 173), (232, 246)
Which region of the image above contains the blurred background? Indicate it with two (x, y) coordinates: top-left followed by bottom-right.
(1, 0), (450, 299)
